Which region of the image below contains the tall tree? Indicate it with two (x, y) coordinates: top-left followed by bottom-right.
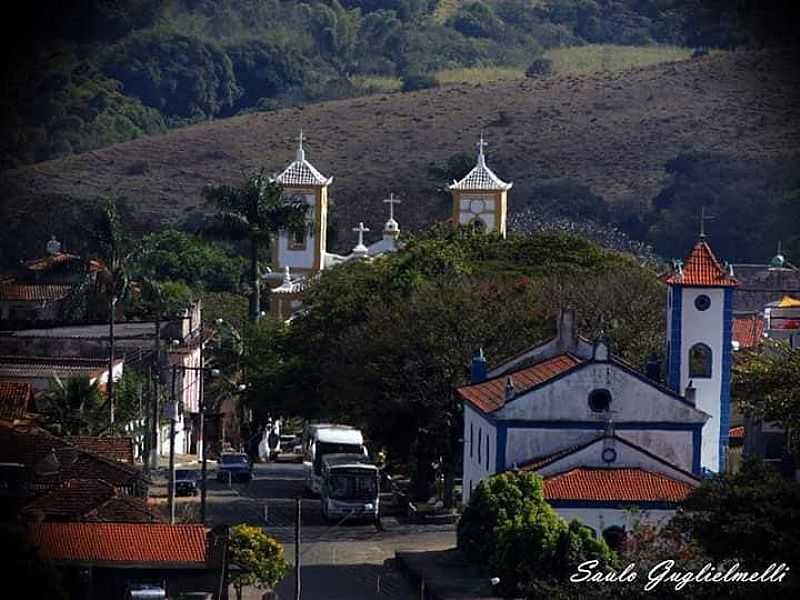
(204, 172), (308, 321)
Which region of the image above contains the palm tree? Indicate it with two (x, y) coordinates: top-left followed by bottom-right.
(204, 171), (308, 321)
(40, 376), (104, 436)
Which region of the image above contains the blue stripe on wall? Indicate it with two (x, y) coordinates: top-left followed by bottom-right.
(719, 287), (734, 473)
(498, 420), (702, 431)
(548, 500), (680, 510)
(668, 286), (682, 392)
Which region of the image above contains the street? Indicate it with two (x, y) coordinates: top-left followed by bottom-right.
(175, 460), (456, 599)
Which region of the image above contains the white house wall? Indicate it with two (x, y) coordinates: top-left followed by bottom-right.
(679, 287), (725, 472)
(555, 507), (676, 537)
(463, 404), (497, 503)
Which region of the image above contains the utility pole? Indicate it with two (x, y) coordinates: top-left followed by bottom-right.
(200, 346), (208, 523)
(295, 496), (301, 600)
(168, 364), (177, 524)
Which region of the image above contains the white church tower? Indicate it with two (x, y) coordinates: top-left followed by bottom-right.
(663, 233), (737, 473)
(449, 132), (512, 237)
(271, 130), (333, 274)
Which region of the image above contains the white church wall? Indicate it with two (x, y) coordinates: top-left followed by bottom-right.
(621, 429), (694, 472)
(679, 287), (725, 472)
(463, 404), (497, 503)
(533, 437), (698, 485)
(277, 192), (317, 269)
(496, 362), (706, 424)
(505, 429), (597, 469)
(554, 507), (676, 538)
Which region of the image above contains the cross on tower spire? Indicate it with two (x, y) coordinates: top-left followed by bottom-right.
(383, 192), (401, 221)
(699, 206), (715, 239)
(296, 129), (306, 162)
(477, 130), (488, 165)
(352, 221), (370, 255)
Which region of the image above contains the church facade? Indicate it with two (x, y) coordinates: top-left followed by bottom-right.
(460, 238), (739, 539)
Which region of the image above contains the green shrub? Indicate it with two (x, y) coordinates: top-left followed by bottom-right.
(458, 471), (613, 597)
(401, 73), (439, 92)
(525, 57), (553, 78)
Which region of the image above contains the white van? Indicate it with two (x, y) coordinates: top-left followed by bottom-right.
(304, 424), (366, 494)
(320, 454), (379, 523)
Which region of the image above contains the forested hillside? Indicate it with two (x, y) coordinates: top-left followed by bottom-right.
(2, 0), (796, 169)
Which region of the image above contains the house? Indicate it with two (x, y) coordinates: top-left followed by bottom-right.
(22, 478), (162, 523)
(0, 355), (124, 395)
(460, 235), (738, 541)
(26, 522), (224, 600)
(0, 380), (33, 421)
(0, 237), (100, 324)
(0, 421), (149, 520)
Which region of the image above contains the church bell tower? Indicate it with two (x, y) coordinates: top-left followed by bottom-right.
(449, 133), (512, 237)
(663, 232), (737, 473)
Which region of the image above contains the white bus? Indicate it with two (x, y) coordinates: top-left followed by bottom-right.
(304, 424), (366, 494)
(320, 454), (380, 523)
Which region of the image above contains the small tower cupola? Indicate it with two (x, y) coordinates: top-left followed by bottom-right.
(46, 236), (62, 255)
(449, 132), (512, 237)
(470, 348), (487, 384)
(383, 192), (401, 241)
(769, 241), (787, 270)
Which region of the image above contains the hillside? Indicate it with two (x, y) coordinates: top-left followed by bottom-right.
(2, 49), (799, 255)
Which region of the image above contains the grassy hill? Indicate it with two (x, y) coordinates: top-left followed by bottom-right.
(2, 49), (798, 256)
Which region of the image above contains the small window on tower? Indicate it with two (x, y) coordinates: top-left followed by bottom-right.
(689, 343), (712, 378)
(694, 294), (711, 311)
(289, 227), (307, 250)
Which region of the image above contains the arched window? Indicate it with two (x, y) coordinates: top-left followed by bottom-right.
(689, 343), (712, 378)
(478, 428), (482, 464)
(588, 389), (612, 412)
(470, 424), (474, 458)
(602, 526), (626, 550)
(486, 434), (490, 469)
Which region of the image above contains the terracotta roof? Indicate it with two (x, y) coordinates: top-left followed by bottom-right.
(24, 253), (82, 271)
(28, 522), (207, 564)
(66, 436), (134, 464)
(0, 282), (73, 301)
(732, 315), (766, 349)
(449, 153), (512, 191)
(0, 381), (33, 419)
(0, 355), (121, 380)
(661, 240), (737, 287)
(0, 422), (146, 490)
(729, 425), (744, 440)
(458, 354), (583, 413)
(24, 478), (162, 522)
(543, 467), (693, 503)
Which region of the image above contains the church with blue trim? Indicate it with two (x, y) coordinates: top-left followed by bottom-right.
(459, 235), (738, 539)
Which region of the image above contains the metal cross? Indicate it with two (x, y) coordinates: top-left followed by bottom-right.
(298, 129), (305, 149)
(352, 222), (370, 247)
(477, 130), (488, 157)
(699, 206), (715, 238)
(383, 192), (401, 221)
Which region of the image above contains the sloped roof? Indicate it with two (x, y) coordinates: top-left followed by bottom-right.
(732, 315), (766, 349)
(23, 253), (82, 271)
(66, 436), (134, 464)
(0, 355), (122, 380)
(661, 240), (737, 287)
(449, 152), (512, 191)
(0, 282), (73, 301)
(273, 142), (332, 187)
(729, 425), (744, 440)
(28, 522), (207, 564)
(458, 353), (583, 413)
(0, 381), (33, 419)
(543, 467), (693, 503)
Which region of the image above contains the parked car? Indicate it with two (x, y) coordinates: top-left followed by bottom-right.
(217, 453), (253, 483)
(174, 469), (198, 497)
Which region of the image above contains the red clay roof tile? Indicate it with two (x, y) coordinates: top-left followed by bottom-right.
(66, 436), (135, 464)
(543, 467), (693, 503)
(0, 282), (73, 301)
(661, 240), (737, 287)
(729, 425), (744, 440)
(732, 316), (766, 349)
(457, 354), (583, 413)
(0, 381), (33, 419)
(28, 522), (207, 564)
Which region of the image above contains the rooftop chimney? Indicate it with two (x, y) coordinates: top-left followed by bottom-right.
(592, 333), (609, 362)
(684, 380), (696, 406)
(556, 308), (577, 352)
(470, 348), (487, 384)
(645, 353), (661, 382)
(504, 376), (515, 402)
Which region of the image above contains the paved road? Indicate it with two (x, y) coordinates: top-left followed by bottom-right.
(175, 459), (455, 599)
